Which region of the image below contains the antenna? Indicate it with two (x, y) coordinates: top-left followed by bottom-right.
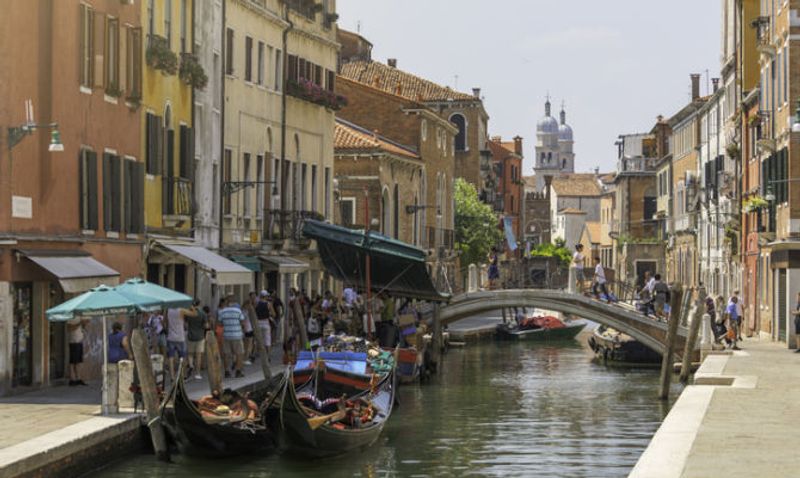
(454, 74), (459, 90)
(357, 20), (361, 33)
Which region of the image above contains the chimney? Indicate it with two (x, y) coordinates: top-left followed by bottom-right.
(387, 58), (397, 68)
(513, 136), (523, 155)
(712, 78), (720, 92)
(472, 87), (481, 99)
(491, 135), (502, 143)
(690, 73), (701, 100)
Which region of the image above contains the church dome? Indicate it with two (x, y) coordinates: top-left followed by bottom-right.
(558, 123), (573, 141)
(536, 100), (559, 134)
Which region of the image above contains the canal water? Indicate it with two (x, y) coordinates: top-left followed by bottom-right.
(94, 328), (679, 478)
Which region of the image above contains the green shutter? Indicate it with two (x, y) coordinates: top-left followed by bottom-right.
(102, 153), (112, 231)
(87, 151), (99, 231)
(79, 150), (87, 229)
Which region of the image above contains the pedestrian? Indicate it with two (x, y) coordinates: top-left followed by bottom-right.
(255, 290), (275, 362)
(725, 295), (741, 350)
(218, 296), (246, 378)
(185, 300), (207, 380)
(705, 296), (720, 341)
(592, 257), (610, 302)
(572, 244), (585, 293)
(214, 299), (229, 371)
(242, 292), (257, 365)
(145, 311), (167, 356)
(652, 274), (669, 318)
(269, 288), (284, 342)
(67, 318), (90, 386)
(108, 322), (132, 364)
(488, 247), (500, 290)
(729, 290), (744, 340)
(166, 306), (196, 381)
(793, 292), (800, 352)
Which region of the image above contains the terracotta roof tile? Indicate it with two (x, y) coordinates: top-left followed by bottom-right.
(551, 174), (603, 197)
(339, 61), (476, 102)
(334, 119), (419, 160)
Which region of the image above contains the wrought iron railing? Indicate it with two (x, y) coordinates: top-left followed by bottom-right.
(162, 176), (192, 216)
(263, 209), (324, 242)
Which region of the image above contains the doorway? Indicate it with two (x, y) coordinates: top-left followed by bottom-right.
(635, 261), (658, 288)
(48, 283), (66, 381)
(12, 283), (33, 387)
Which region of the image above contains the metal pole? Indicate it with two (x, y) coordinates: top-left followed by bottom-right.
(680, 286), (707, 383)
(659, 283), (684, 400)
(364, 188), (373, 337)
(101, 316), (110, 415)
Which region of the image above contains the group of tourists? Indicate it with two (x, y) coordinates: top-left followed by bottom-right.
(704, 291), (744, 350)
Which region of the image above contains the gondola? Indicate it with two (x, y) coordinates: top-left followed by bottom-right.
(278, 364), (397, 457)
(163, 364), (285, 457)
(588, 325), (661, 365)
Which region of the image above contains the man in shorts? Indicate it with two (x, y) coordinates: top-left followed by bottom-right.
(218, 297), (246, 378)
(166, 306), (196, 381)
(255, 290), (276, 362)
(185, 300), (207, 380)
(67, 318), (89, 386)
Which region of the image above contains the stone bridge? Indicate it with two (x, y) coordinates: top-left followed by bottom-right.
(440, 289), (690, 357)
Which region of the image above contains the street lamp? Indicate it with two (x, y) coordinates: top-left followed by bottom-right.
(8, 122), (63, 152)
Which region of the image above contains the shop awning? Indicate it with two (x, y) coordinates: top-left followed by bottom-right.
(231, 255), (261, 272)
(19, 250), (120, 293)
(260, 255), (310, 274)
(301, 220), (448, 302)
(158, 243), (252, 286)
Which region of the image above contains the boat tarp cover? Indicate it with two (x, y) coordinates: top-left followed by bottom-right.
(302, 220), (448, 302)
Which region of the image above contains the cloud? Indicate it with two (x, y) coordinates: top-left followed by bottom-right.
(524, 26), (623, 51)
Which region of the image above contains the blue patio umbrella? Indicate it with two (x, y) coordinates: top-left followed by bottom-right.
(114, 278), (193, 310)
(46, 285), (161, 414)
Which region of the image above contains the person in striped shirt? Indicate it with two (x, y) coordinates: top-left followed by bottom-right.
(218, 296), (246, 378)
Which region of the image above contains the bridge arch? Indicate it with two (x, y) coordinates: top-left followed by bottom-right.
(440, 290), (688, 356)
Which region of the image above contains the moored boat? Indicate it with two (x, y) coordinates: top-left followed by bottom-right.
(588, 325), (661, 365)
(279, 366), (397, 457)
(496, 315), (586, 341)
(162, 366), (285, 457)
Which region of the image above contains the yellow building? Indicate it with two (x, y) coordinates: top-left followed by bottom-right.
(223, 0), (338, 299)
(142, 0), (252, 296)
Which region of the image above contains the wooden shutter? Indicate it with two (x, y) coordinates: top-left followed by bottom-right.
(102, 153), (112, 230)
(179, 125), (194, 179)
(87, 151), (99, 231)
(145, 113), (154, 174)
(135, 162), (145, 232)
(93, 12), (105, 88)
(179, 125), (188, 178)
(79, 150), (87, 229)
(288, 55), (297, 82)
(111, 155), (122, 231)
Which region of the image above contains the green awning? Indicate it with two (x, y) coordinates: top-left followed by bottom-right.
(231, 255), (261, 272)
(302, 220), (448, 302)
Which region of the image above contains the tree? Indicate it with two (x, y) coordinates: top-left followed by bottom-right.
(454, 178), (503, 267)
(529, 240), (572, 267)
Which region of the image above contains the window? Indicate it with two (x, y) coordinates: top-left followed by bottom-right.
(784, 43), (789, 104)
(147, 0), (154, 36)
(212, 164), (219, 222)
(287, 54), (298, 82)
(179, 125), (193, 178)
(256, 155), (264, 219)
(164, 0), (172, 48)
(225, 28), (234, 75)
(126, 27), (142, 98)
(311, 165), (317, 213)
(145, 113), (163, 175)
(223, 149), (232, 214)
(301, 163), (308, 211)
(324, 167), (331, 219)
(450, 114), (467, 151)
(340, 198), (355, 226)
(257, 41), (265, 85)
(245, 36), (253, 82)
(79, 149), (99, 230)
(180, 0), (187, 52)
(243, 153), (251, 217)
(124, 159), (145, 233)
(79, 4), (94, 88)
(106, 17), (119, 91)
(102, 153), (122, 232)
(274, 49), (282, 90)
(325, 69), (335, 91)
(421, 120), (428, 141)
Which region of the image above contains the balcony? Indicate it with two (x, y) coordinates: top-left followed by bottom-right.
(263, 209), (324, 245)
(754, 17), (776, 58)
(162, 177), (192, 218)
(287, 78), (347, 110)
(617, 156), (657, 174)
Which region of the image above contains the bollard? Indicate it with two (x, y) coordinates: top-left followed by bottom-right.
(105, 363), (119, 415)
(117, 359), (135, 409)
(292, 299), (309, 348)
(205, 330), (223, 393)
(680, 286), (707, 383)
(700, 311), (713, 359)
(468, 264), (478, 293)
(659, 284), (684, 400)
(130, 329), (169, 461)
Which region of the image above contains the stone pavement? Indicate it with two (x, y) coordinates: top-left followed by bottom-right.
(630, 338), (800, 478)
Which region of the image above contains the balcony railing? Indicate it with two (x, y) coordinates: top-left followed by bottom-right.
(263, 209), (324, 243)
(162, 177), (192, 216)
(617, 156), (657, 174)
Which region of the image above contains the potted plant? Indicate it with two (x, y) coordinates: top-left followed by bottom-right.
(726, 142), (740, 159)
(179, 52), (208, 90)
(105, 82), (122, 98)
(743, 195), (769, 212)
(146, 35), (178, 75)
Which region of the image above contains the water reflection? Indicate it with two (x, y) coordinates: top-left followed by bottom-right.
(94, 333), (678, 478)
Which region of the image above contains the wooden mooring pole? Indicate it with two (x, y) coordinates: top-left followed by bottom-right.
(205, 330), (223, 393)
(659, 283), (684, 400)
(130, 329), (169, 461)
(431, 303), (442, 372)
(680, 286), (707, 384)
(249, 313), (272, 381)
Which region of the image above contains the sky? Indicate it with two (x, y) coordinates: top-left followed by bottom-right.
(336, 0), (722, 175)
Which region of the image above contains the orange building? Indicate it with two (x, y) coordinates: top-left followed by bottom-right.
(489, 137), (524, 253)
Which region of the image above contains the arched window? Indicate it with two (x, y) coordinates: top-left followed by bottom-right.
(540, 152), (545, 165)
(381, 187), (391, 236)
(547, 152), (552, 163)
(393, 184), (399, 240)
(450, 113), (467, 151)
(562, 158), (567, 169)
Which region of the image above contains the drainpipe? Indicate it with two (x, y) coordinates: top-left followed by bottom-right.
(280, 7), (294, 238)
(217, 0), (226, 253)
